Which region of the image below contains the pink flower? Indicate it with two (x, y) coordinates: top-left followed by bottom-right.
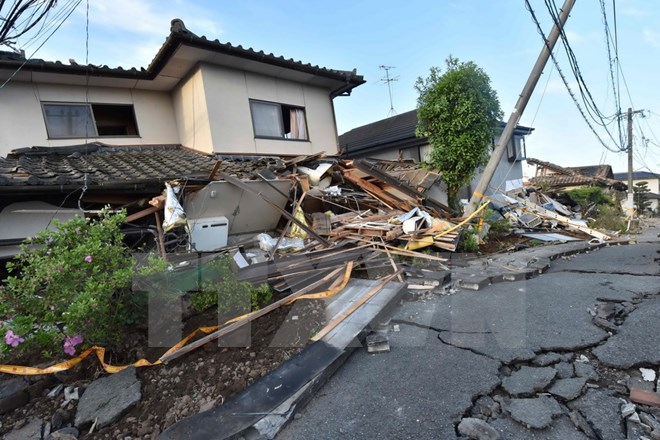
(4, 330), (24, 348)
(84, 255), (93, 263)
(63, 335), (83, 356)
(49, 305), (55, 311)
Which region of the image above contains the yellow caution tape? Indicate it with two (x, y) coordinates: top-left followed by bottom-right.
(0, 263), (354, 376)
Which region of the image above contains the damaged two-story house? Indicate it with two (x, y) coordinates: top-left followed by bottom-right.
(0, 19), (364, 256)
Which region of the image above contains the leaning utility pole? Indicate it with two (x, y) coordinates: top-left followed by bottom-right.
(465, 0), (575, 215)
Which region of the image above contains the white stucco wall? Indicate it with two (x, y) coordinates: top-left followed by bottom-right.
(172, 68), (213, 153)
(632, 178), (659, 212)
(196, 64), (339, 155)
(0, 82), (179, 155)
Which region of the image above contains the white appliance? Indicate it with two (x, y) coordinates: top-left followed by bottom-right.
(188, 216), (229, 252)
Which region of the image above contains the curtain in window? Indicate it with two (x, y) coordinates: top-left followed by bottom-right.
(251, 101), (283, 137)
(289, 108), (307, 140)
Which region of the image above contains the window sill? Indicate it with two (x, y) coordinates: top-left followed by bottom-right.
(254, 136), (310, 142)
(47, 135), (142, 140)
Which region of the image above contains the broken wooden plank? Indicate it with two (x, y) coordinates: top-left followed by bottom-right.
(154, 211), (167, 261)
(125, 206), (160, 223)
(311, 269), (403, 342)
(208, 161), (222, 180)
(311, 212), (332, 236)
(341, 168), (413, 212)
(630, 388), (660, 408)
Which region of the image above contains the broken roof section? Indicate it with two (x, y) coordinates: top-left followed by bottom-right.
(527, 157), (627, 191)
(0, 19), (365, 96)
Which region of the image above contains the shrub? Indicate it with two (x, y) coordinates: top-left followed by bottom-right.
(591, 204), (626, 232)
(191, 256), (272, 316)
(458, 229), (480, 253)
(566, 187), (613, 211)
(483, 208), (511, 236)
(0, 209), (143, 360)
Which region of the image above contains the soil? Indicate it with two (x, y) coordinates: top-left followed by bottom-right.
(478, 233), (533, 255)
(0, 298), (327, 439)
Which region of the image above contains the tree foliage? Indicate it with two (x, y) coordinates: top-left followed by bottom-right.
(633, 181), (652, 214)
(415, 56), (503, 202)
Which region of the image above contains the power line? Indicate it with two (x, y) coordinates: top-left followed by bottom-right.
(543, 0), (623, 149)
(599, 0), (624, 148)
(0, 0), (82, 90)
(524, 0), (621, 153)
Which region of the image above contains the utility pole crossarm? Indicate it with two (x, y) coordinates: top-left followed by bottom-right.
(465, 0), (576, 215)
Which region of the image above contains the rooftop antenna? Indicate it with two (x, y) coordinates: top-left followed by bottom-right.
(379, 65), (399, 116)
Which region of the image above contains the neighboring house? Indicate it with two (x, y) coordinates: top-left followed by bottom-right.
(529, 158), (627, 191)
(613, 171), (660, 213)
(338, 109), (534, 198)
(0, 19), (364, 157)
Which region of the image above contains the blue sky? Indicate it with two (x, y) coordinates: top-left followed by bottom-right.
(10, 0), (660, 175)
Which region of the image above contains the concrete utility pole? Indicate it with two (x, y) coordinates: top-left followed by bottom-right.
(627, 107), (634, 197)
(625, 107), (644, 216)
(465, 0), (576, 215)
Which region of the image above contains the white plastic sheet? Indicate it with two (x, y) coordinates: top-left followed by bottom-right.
(162, 182), (186, 231)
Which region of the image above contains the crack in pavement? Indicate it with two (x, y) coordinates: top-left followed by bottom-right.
(555, 269), (660, 277)
(390, 319), (501, 362)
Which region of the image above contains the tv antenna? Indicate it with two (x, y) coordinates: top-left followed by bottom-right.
(379, 65), (399, 116)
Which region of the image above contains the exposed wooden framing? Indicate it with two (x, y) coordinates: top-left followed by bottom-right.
(207, 161), (222, 180)
(341, 168), (412, 212)
(125, 206), (160, 223)
(311, 269), (403, 342)
(154, 211), (167, 261)
(380, 237), (404, 282)
(349, 236), (449, 264)
(268, 190), (303, 261)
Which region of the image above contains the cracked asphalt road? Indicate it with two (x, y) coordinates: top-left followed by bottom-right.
(277, 223), (660, 440)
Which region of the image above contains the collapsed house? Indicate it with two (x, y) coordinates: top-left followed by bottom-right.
(528, 158), (627, 191)
(483, 157), (630, 243)
(338, 109), (535, 199)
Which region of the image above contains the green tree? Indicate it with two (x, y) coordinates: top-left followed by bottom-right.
(633, 181), (652, 214)
(415, 56), (503, 209)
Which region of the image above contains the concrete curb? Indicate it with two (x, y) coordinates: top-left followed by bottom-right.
(451, 238), (636, 291)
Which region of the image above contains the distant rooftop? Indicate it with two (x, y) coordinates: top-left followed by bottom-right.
(613, 171), (660, 181)
(338, 109), (534, 157)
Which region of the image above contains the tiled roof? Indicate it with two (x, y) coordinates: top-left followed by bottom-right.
(0, 19), (364, 95)
(339, 110), (420, 156)
(613, 171), (660, 181)
(530, 175), (609, 189)
(528, 158), (626, 190)
(0, 143), (216, 187)
(339, 110), (533, 157)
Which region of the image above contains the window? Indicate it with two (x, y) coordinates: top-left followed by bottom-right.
(42, 103), (139, 139)
(506, 136), (526, 162)
(250, 100), (308, 140)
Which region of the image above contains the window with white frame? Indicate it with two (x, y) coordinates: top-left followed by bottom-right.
(42, 103), (139, 139)
(249, 100), (308, 140)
